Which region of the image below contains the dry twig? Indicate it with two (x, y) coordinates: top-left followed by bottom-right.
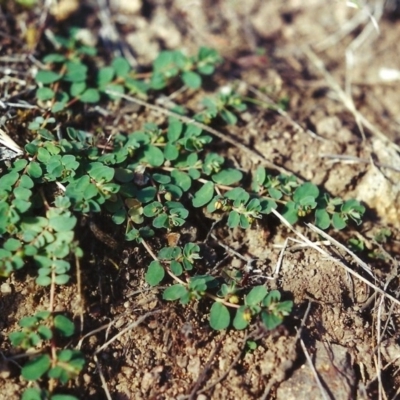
(187, 332), (226, 400)
(271, 209), (400, 308)
(303, 46), (400, 153)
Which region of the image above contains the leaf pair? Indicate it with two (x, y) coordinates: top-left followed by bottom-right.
(209, 286), (293, 331)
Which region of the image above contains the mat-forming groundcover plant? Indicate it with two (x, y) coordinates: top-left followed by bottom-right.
(0, 29), (365, 399)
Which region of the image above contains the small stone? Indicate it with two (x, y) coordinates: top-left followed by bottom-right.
(74, 28), (97, 48)
(50, 0), (79, 21)
(187, 357), (201, 377)
(381, 338), (400, 367)
(0, 360), (11, 379)
(176, 355), (188, 369)
(276, 341), (355, 400)
(111, 0), (142, 14)
(121, 366), (134, 376)
(83, 373), (91, 384)
(1, 283), (12, 294)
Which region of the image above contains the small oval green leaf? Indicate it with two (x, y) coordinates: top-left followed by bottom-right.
(245, 286), (268, 306)
(145, 261), (165, 286)
(21, 354), (51, 380)
(315, 209), (330, 230)
(233, 306), (250, 330)
(209, 302), (230, 330)
(192, 181), (214, 208)
(182, 71), (202, 89)
(80, 88), (100, 103)
(212, 169), (243, 185)
(35, 70), (62, 84)
(163, 284), (187, 301)
(54, 315), (75, 337)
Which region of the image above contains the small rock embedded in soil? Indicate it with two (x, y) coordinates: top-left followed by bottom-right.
(0, 360), (11, 379)
(187, 356), (201, 377)
(353, 138), (400, 225)
(381, 338), (400, 368)
(0, 282), (12, 294)
(111, 0), (142, 14)
(276, 341), (356, 400)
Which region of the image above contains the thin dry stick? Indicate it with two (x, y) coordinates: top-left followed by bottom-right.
(0, 73), (29, 87)
(300, 339), (330, 400)
(391, 386), (400, 400)
(0, 99), (37, 109)
(375, 294), (386, 400)
(259, 376), (275, 399)
(273, 237), (331, 251)
(76, 305), (154, 350)
(307, 224), (400, 307)
(188, 332), (226, 400)
(381, 300), (397, 342)
(296, 300), (312, 341)
(274, 237), (290, 277)
(273, 237), (330, 276)
(307, 223), (372, 276)
(106, 90), (292, 175)
(320, 153), (400, 173)
(75, 254), (84, 334)
(0, 128), (23, 155)
(368, 344), (400, 399)
(374, 273), (397, 400)
(271, 209), (400, 308)
(94, 310), (163, 355)
(77, 321), (115, 350)
(209, 233), (256, 270)
(302, 45), (400, 153)
(344, 1), (384, 97)
(315, 7), (370, 51)
(378, 272), (398, 342)
(94, 354), (112, 400)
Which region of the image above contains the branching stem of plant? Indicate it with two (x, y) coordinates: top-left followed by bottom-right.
(106, 90), (293, 176)
(141, 239), (239, 309)
(161, 166), (287, 205)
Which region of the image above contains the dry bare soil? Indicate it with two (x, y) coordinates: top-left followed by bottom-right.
(1, 1), (400, 399)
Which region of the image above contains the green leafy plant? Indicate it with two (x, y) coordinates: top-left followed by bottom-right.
(374, 228), (391, 244)
(9, 311), (84, 400)
(0, 28), (367, 398)
(246, 339), (258, 352)
(251, 167), (365, 229)
(33, 28), (222, 116)
(348, 228), (392, 260)
(347, 237), (365, 252)
(150, 47), (222, 90)
(195, 86), (248, 125)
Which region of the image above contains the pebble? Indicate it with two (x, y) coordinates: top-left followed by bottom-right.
(83, 373), (91, 384)
(0, 283), (12, 294)
(187, 356), (201, 377)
